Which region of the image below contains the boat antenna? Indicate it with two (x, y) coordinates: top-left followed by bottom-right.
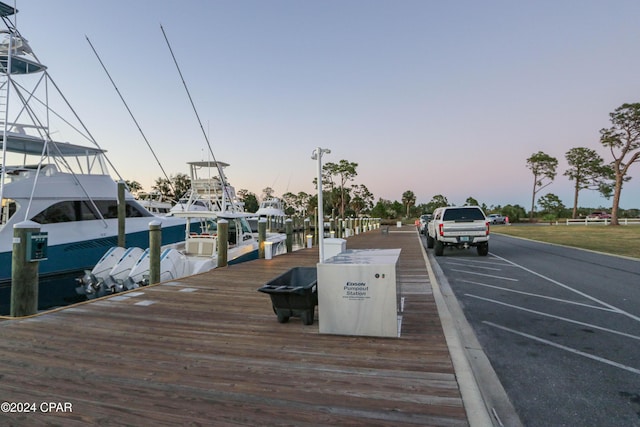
(85, 35), (177, 199)
(160, 24), (237, 212)
(285, 172), (292, 193)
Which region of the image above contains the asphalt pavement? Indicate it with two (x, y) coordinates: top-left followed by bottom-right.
(424, 231), (640, 427)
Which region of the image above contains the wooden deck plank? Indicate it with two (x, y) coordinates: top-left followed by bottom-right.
(0, 226), (469, 426)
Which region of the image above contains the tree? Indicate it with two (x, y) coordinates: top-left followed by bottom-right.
(391, 201), (404, 217)
(152, 173), (191, 202)
(537, 193), (566, 218)
(564, 147), (614, 219)
(370, 198), (395, 219)
(415, 203), (430, 214)
(350, 184), (374, 217)
(526, 151), (558, 220)
(237, 189), (259, 213)
(426, 194), (449, 213)
(401, 190), (416, 218)
(152, 177), (173, 200)
(125, 180), (143, 196)
(261, 187), (275, 200)
(599, 103), (640, 225)
(465, 196), (479, 206)
(329, 187), (347, 217)
(502, 204), (527, 223)
(297, 191), (312, 216)
(281, 192), (297, 216)
(308, 194), (318, 215)
(322, 160), (358, 219)
(172, 173), (191, 201)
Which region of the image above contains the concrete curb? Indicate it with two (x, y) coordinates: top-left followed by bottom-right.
(418, 235), (523, 427)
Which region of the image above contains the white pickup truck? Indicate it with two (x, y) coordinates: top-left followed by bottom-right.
(426, 206), (489, 256)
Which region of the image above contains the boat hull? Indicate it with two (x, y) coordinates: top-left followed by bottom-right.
(0, 221), (186, 286)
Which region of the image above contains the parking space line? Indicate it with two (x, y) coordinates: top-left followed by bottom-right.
(484, 321), (640, 375)
(453, 258), (514, 267)
(460, 280), (618, 312)
(491, 254), (640, 322)
(470, 294), (640, 341)
(445, 262), (502, 271)
(450, 269), (519, 281)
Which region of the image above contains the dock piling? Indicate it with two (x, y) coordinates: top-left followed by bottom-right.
(149, 221), (161, 285)
(217, 219), (228, 267)
(11, 221), (43, 317)
(117, 181), (126, 247)
(285, 218), (293, 253)
(258, 219), (267, 259)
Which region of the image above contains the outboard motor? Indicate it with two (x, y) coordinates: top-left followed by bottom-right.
(75, 270), (99, 296)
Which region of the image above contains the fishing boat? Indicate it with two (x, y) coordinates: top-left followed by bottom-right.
(255, 197), (286, 218)
(76, 161), (287, 298)
(136, 191), (173, 215)
(168, 160), (287, 247)
(248, 197), (286, 233)
(0, 3), (187, 295)
(168, 161), (243, 214)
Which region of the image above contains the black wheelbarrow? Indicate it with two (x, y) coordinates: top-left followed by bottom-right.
(258, 267), (317, 325)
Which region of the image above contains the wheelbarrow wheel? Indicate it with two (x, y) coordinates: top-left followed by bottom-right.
(274, 306), (290, 323)
(301, 308), (314, 325)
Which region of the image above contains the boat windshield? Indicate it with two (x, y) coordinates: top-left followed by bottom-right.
(239, 217), (252, 233)
(199, 218), (218, 235)
(29, 199), (152, 224)
(195, 217), (252, 235)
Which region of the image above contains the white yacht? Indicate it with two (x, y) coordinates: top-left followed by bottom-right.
(0, 3), (186, 292)
(137, 191), (173, 216)
(248, 197), (287, 233)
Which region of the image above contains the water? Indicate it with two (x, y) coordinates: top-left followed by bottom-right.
(0, 270), (86, 316)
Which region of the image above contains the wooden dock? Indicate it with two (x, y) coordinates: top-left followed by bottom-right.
(0, 226), (469, 426)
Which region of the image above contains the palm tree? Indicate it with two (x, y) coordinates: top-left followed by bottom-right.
(402, 190), (416, 218)
(125, 180), (143, 197)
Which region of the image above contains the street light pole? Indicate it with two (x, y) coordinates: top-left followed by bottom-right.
(311, 147), (331, 263)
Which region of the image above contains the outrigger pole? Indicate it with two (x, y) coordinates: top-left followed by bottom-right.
(160, 24), (237, 212)
(85, 35), (178, 199)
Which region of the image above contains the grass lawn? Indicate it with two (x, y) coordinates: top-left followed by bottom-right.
(492, 224), (640, 259)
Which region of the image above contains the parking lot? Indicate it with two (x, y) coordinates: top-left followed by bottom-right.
(425, 232), (640, 427)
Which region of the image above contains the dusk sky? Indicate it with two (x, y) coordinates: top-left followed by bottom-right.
(12, 0), (640, 210)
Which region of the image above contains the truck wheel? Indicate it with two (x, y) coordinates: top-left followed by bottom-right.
(477, 243), (489, 256)
(426, 234), (434, 248)
(434, 240), (444, 256)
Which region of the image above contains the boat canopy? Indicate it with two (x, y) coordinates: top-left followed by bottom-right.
(187, 161), (230, 169)
(0, 1), (16, 17)
(0, 132), (106, 157)
(0, 54), (45, 74)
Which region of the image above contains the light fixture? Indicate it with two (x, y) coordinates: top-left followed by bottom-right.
(311, 147), (331, 262)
